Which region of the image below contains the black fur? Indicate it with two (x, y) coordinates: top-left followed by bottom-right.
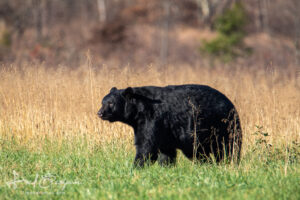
(97, 85), (242, 167)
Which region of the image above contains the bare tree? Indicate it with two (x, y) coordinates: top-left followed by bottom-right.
(257, 0), (269, 32)
(160, 0), (170, 68)
(33, 0), (43, 40)
(97, 0), (107, 23)
(195, 0), (235, 24)
(295, 1), (300, 65)
(196, 0), (211, 22)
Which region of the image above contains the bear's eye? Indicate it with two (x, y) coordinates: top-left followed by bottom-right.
(108, 102), (114, 107)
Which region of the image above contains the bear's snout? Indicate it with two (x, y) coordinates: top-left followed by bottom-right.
(97, 108), (104, 118)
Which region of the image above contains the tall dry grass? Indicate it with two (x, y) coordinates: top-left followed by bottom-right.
(0, 61), (299, 157)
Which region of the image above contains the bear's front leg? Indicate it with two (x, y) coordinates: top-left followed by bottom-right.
(133, 125), (158, 168)
(134, 146), (158, 168)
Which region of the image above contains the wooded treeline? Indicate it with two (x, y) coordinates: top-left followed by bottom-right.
(0, 0), (299, 67)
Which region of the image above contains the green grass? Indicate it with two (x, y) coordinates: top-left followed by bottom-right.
(0, 138), (299, 200)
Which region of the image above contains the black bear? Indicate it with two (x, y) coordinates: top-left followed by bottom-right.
(97, 85), (242, 167)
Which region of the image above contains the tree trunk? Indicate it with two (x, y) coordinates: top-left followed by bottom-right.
(97, 0), (106, 23)
(295, 1), (300, 88)
(196, 0), (210, 23)
(160, 0), (170, 82)
(258, 0), (269, 33)
(33, 0), (43, 41)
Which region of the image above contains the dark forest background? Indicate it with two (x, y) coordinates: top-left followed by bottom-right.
(0, 0), (300, 70)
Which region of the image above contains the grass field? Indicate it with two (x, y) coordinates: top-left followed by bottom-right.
(0, 62), (299, 199)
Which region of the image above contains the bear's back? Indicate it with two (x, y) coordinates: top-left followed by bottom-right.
(132, 84), (236, 123)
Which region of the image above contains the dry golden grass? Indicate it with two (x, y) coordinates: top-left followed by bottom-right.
(0, 61), (299, 157)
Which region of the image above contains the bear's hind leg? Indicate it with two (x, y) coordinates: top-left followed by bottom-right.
(158, 149), (177, 166)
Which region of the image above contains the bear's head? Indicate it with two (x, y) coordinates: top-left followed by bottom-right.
(97, 87), (138, 123)
(98, 87), (161, 124)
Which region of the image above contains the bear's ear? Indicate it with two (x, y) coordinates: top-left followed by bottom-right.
(110, 87), (117, 93)
(121, 87), (134, 100)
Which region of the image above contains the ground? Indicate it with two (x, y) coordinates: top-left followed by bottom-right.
(0, 139), (299, 200)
